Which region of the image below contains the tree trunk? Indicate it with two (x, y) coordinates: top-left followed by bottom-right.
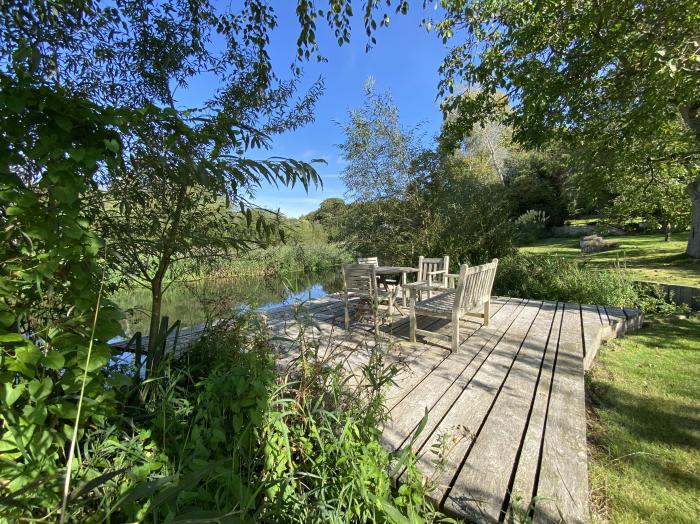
(146, 275), (164, 374)
(664, 222), (671, 242)
(687, 178), (700, 258)
(145, 183), (188, 372)
(680, 103), (700, 258)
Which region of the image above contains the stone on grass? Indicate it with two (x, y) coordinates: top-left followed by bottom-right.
(580, 235), (620, 254)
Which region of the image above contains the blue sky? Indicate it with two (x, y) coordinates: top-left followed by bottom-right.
(180, 3), (450, 217)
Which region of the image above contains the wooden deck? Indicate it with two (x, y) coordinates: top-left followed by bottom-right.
(264, 294), (643, 523)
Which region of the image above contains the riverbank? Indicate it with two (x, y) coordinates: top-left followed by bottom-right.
(211, 242), (351, 278)
(113, 269), (344, 336)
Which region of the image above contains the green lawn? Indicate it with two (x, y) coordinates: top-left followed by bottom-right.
(520, 233), (700, 287)
(586, 317), (700, 523)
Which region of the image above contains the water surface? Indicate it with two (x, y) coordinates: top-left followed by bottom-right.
(113, 270), (343, 337)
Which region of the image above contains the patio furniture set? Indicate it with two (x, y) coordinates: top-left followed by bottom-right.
(341, 256), (499, 351)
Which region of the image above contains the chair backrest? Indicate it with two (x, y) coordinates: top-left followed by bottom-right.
(357, 256), (379, 266)
(418, 255), (450, 283)
(342, 263), (377, 298)
(454, 259), (499, 313)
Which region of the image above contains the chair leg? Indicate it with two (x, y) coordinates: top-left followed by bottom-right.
(452, 317), (460, 352)
(344, 300), (350, 330)
(409, 298), (416, 342)
(483, 298), (491, 326)
(374, 298), (380, 337)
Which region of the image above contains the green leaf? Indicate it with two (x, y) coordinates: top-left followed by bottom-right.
(104, 138), (120, 153)
(27, 377), (53, 401)
(15, 344), (41, 365)
(4, 206), (24, 216)
(0, 332), (25, 343)
(3, 383), (24, 407)
(0, 311), (15, 328)
(49, 401), (78, 419)
(43, 351), (65, 370)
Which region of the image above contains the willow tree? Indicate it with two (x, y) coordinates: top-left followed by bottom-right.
(432, 0), (700, 256)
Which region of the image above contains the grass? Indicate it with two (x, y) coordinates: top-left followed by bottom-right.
(586, 317), (700, 523)
(520, 232), (700, 287)
(564, 217), (601, 226)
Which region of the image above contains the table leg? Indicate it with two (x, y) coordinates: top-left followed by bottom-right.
(401, 272), (408, 307)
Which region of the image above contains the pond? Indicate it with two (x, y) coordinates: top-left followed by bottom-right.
(112, 269), (344, 337)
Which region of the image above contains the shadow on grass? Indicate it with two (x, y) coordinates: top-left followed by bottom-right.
(586, 317), (700, 522)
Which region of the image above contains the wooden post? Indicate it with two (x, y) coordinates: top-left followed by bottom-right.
(344, 297), (350, 329)
(484, 298), (491, 326)
(401, 270), (408, 307)
(409, 289), (417, 342)
(451, 309), (460, 352)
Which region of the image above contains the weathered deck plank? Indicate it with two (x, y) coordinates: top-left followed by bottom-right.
(507, 302), (565, 520)
(533, 303), (589, 524)
(580, 304), (604, 370)
(408, 300), (543, 505)
(383, 297), (511, 413)
(382, 297), (523, 453)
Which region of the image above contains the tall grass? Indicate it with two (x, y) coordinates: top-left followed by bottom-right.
(213, 242), (351, 278)
(4, 308), (446, 522)
(495, 253), (686, 314)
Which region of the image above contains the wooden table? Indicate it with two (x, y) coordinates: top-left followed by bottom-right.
(375, 266), (419, 306)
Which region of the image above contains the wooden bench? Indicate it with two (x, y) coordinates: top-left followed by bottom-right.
(407, 259), (499, 352)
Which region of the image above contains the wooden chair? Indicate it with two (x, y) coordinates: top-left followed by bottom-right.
(342, 263), (398, 335)
(415, 255), (450, 299)
(408, 259), (499, 352)
(357, 256), (379, 266)
(357, 256), (395, 290)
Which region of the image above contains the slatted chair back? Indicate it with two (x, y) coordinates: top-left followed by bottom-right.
(454, 259), (499, 313)
(357, 256), (379, 266)
(342, 263), (377, 298)
(417, 255), (450, 285)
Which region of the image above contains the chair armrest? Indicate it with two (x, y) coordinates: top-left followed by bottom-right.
(426, 269), (447, 275)
(405, 282), (455, 295)
(445, 273), (460, 288)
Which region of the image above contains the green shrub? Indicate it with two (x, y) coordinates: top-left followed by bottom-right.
(514, 209), (549, 245)
(494, 253), (685, 315)
(3, 312), (444, 522)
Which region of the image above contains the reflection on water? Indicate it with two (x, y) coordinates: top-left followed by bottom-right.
(112, 270), (343, 337)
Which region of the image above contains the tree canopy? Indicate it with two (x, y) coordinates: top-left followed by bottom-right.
(430, 0), (700, 254)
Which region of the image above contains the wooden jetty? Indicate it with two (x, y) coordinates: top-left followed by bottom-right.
(111, 293), (643, 522)
(264, 294), (643, 523)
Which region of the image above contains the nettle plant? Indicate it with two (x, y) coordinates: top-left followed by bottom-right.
(0, 76), (126, 508)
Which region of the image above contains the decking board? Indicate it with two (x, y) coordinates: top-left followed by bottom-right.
(533, 304), (589, 524)
(382, 298), (523, 453)
(507, 302), (565, 521)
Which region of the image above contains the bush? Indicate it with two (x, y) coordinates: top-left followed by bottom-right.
(514, 209), (549, 245)
(494, 253), (685, 315)
(4, 312), (444, 522)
